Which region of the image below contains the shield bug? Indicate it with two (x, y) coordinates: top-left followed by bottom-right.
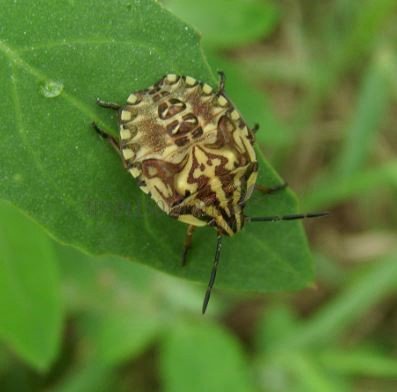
(92, 72), (327, 313)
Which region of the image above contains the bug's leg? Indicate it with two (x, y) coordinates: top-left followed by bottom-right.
(96, 98), (121, 111)
(181, 225), (196, 266)
(252, 123), (260, 133)
(91, 122), (121, 155)
(202, 233), (223, 314)
(255, 182), (288, 196)
(216, 71), (226, 95)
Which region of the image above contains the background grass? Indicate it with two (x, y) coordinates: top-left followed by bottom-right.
(1, 0), (397, 391)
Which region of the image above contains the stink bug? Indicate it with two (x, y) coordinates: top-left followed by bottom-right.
(92, 72), (327, 313)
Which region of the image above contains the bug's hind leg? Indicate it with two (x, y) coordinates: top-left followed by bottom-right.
(91, 122), (120, 156)
(181, 225), (196, 266)
(255, 182), (288, 196)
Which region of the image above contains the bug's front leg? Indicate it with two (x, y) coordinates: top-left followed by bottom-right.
(92, 97), (123, 155)
(91, 122), (121, 155)
(96, 98), (121, 111)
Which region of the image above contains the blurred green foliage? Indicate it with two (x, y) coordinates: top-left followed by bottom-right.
(1, 0), (397, 391)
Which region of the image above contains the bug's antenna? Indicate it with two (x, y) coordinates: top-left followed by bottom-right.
(202, 234), (223, 314)
(247, 211), (329, 223)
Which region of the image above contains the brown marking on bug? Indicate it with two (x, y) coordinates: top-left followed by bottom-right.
(166, 119), (179, 135)
(192, 126), (203, 139)
(175, 136), (190, 147)
(158, 98), (187, 120)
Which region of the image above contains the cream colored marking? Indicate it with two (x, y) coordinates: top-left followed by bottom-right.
(166, 74), (177, 82)
(127, 94), (138, 104)
(185, 76), (196, 86)
(122, 148), (134, 160)
(214, 213), (234, 236)
(241, 135), (256, 161)
(121, 110), (132, 121)
(153, 144), (180, 163)
(244, 175), (258, 203)
(126, 125), (138, 140)
(140, 185), (150, 194)
(129, 168), (141, 178)
(205, 147), (237, 171)
(190, 147), (229, 211)
(128, 114), (140, 123)
(202, 83), (213, 94)
(217, 95), (228, 106)
(146, 177), (172, 199)
(230, 168), (245, 205)
(233, 187), (242, 207)
(178, 214), (207, 227)
(231, 110), (240, 120)
(147, 166), (158, 177)
(235, 210), (242, 232)
(226, 150), (239, 170)
(120, 128), (131, 140)
(155, 197), (170, 214)
(191, 149), (220, 180)
(175, 152), (199, 195)
(212, 179), (227, 207)
(232, 128), (246, 154)
(224, 206), (231, 217)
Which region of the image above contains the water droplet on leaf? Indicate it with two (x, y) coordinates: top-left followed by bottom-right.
(40, 80), (64, 98)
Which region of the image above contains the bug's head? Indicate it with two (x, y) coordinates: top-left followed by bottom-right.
(175, 163), (258, 236)
(175, 202), (245, 236)
(207, 204), (245, 236)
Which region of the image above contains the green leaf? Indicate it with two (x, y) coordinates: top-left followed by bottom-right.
(0, 0), (313, 295)
(56, 246), (162, 366)
(283, 352), (348, 392)
(50, 365), (116, 392)
(206, 53), (290, 148)
(335, 54), (392, 178)
(279, 251), (397, 350)
(80, 312), (160, 367)
(255, 305), (299, 353)
(164, 0), (279, 49)
(0, 201), (62, 370)
(336, 0), (397, 68)
(160, 322), (255, 392)
(319, 348), (397, 378)
(303, 160), (397, 210)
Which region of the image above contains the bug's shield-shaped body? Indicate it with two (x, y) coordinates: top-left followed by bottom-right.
(118, 74), (258, 236)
